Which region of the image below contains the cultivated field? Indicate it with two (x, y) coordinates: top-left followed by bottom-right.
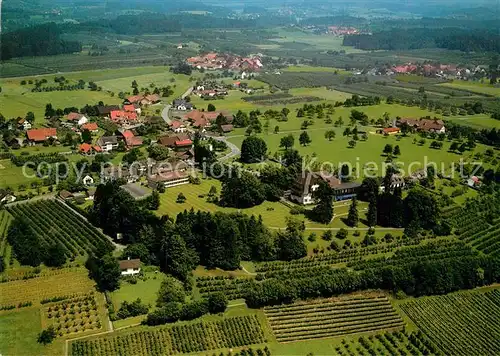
(6, 199), (114, 258)
(400, 289), (500, 356)
(70, 315), (266, 355)
(264, 294), (404, 342)
(0, 268), (95, 307)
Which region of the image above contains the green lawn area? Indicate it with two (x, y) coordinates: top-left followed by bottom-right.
(446, 114), (500, 129)
(439, 81), (500, 97)
(156, 178), (293, 228)
(0, 159), (42, 188)
(228, 129), (481, 179)
(0, 66), (197, 121)
(0, 308), (65, 355)
(110, 270), (165, 311)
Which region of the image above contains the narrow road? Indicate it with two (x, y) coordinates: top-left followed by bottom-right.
(161, 104), (172, 124)
(181, 87), (193, 99)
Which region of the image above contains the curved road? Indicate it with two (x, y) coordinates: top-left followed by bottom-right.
(211, 136), (240, 161)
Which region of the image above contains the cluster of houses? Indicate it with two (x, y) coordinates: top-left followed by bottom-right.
(328, 26), (361, 36)
(168, 109), (234, 134)
(191, 83), (229, 99)
(187, 53), (263, 72)
(364, 63), (489, 80)
(378, 118), (446, 136)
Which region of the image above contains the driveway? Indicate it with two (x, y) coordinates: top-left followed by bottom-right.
(211, 136), (240, 161)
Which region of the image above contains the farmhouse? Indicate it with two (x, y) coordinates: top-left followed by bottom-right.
(379, 127), (401, 135)
(119, 258), (141, 276)
(97, 136), (119, 152)
(183, 110), (233, 130)
(291, 172), (361, 205)
(121, 130), (144, 148)
(220, 124), (234, 133)
(124, 104), (141, 115)
(397, 118), (446, 133)
(79, 143), (102, 156)
(26, 128), (57, 143)
(67, 112), (88, 126)
(17, 118), (32, 131)
(159, 134), (193, 151)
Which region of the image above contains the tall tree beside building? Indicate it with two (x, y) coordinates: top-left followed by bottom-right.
(367, 197), (377, 227)
(310, 180), (334, 224)
(276, 218), (307, 261)
(346, 198), (359, 227)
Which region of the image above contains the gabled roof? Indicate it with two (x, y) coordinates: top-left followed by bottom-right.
(125, 136), (143, 147)
(119, 259), (141, 270)
(383, 127), (400, 133)
(98, 136), (118, 145)
(175, 139), (193, 147)
(81, 122), (98, 131)
(97, 105), (120, 115)
(123, 104), (136, 112)
(122, 130), (135, 139)
(127, 95), (144, 104)
(221, 124), (234, 133)
(67, 112), (84, 121)
(110, 110), (138, 121)
(170, 120), (184, 129)
(27, 128), (57, 142)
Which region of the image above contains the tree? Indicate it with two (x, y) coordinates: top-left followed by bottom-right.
(299, 131), (311, 146)
(176, 193), (186, 203)
(346, 198), (359, 227)
(282, 149), (302, 168)
(280, 134), (295, 150)
(367, 198), (377, 227)
(221, 171), (265, 208)
(44, 243), (66, 267)
(393, 145), (401, 156)
(86, 254), (121, 291)
(81, 129), (92, 144)
(157, 276), (186, 306)
(208, 186), (217, 197)
(324, 130), (336, 141)
(449, 142), (459, 152)
(207, 292), (228, 314)
(383, 144), (393, 155)
(45, 103), (55, 118)
(147, 145), (170, 161)
(160, 231), (198, 281)
(26, 111), (35, 124)
(310, 180), (334, 224)
(207, 103), (216, 112)
(276, 218), (307, 261)
(348, 140), (356, 148)
(7, 218), (46, 267)
(240, 136), (267, 163)
(403, 188), (439, 231)
(336, 228), (348, 239)
(37, 326), (56, 345)
(122, 243), (150, 265)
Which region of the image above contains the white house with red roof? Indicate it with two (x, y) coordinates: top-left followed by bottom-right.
(67, 112), (88, 126)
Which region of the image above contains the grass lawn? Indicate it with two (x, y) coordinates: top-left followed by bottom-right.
(439, 81), (500, 97)
(446, 114), (500, 129)
(229, 129), (480, 179)
(110, 270), (165, 311)
(156, 178), (293, 228)
(0, 308), (65, 355)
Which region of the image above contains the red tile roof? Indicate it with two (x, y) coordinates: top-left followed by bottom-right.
(125, 136), (143, 147)
(127, 95), (144, 104)
(122, 130), (135, 139)
(27, 128), (57, 142)
(110, 110), (138, 121)
(67, 112), (81, 121)
(81, 123), (98, 131)
(175, 139), (193, 147)
(79, 143), (101, 153)
(383, 127), (400, 133)
(170, 120), (184, 129)
(123, 104), (136, 112)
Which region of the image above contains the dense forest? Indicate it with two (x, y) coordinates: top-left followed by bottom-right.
(0, 23), (82, 60)
(343, 28), (500, 52)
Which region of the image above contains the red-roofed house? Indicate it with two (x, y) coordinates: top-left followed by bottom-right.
(79, 143), (102, 156)
(110, 110), (138, 124)
(175, 139), (193, 149)
(127, 95), (144, 104)
(381, 127), (401, 135)
(170, 120), (186, 133)
(121, 130), (135, 139)
(27, 128), (57, 143)
(125, 136), (144, 148)
(81, 122), (99, 133)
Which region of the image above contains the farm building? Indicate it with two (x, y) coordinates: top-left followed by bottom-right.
(119, 258), (141, 276)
